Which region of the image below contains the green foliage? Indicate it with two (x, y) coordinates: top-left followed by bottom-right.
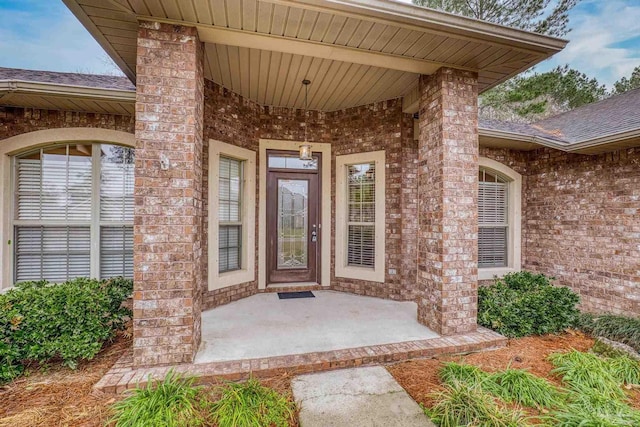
(607, 355), (640, 386)
(549, 389), (640, 427)
(480, 65), (607, 121)
(478, 271), (580, 338)
(110, 370), (208, 427)
(613, 66), (640, 95)
(575, 313), (640, 353)
(549, 350), (625, 399)
(591, 338), (629, 359)
(438, 362), (489, 386)
(0, 277), (132, 384)
(487, 368), (564, 408)
(426, 382), (530, 427)
(412, 0), (578, 37)
(210, 378), (295, 427)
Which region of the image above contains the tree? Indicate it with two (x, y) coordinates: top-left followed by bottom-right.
(612, 66), (640, 95)
(480, 65), (607, 122)
(412, 0), (579, 37)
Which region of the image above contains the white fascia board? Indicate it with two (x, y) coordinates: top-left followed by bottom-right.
(0, 80), (136, 103)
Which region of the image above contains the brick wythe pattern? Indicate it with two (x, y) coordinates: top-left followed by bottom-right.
(416, 68), (479, 335)
(132, 21), (205, 367)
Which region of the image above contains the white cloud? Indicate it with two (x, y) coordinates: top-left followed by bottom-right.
(537, 0), (640, 88)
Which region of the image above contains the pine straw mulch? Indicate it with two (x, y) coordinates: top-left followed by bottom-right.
(0, 327), (298, 427)
(0, 329), (132, 427)
(388, 330), (640, 416)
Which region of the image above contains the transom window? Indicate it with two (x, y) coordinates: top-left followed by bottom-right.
(13, 143), (134, 283)
(218, 156), (243, 273)
(478, 167), (509, 268)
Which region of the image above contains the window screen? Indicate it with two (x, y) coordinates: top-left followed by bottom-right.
(478, 168), (509, 268)
(219, 156), (242, 273)
(347, 162), (376, 267)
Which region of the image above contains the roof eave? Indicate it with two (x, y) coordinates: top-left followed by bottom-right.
(0, 80), (136, 102)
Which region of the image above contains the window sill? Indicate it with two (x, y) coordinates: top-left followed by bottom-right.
(210, 268), (254, 291)
(478, 267), (520, 281)
(335, 265), (385, 284)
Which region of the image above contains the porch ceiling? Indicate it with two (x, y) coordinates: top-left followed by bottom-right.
(63, 0), (567, 111)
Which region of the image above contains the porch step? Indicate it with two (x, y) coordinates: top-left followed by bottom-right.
(94, 328), (505, 394)
(292, 366), (435, 427)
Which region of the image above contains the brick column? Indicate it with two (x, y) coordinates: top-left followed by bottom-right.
(416, 68), (478, 335)
(133, 21), (205, 366)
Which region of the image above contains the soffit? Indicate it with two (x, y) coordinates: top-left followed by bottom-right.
(63, 0), (566, 111)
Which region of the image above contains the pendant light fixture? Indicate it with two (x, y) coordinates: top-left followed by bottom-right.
(299, 79), (312, 160)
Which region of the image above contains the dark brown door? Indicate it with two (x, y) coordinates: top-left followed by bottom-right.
(266, 151), (321, 284)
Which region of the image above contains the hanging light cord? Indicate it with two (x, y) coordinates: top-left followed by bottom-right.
(304, 81), (308, 143)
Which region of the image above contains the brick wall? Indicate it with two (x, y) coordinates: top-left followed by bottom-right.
(416, 68), (479, 335)
(132, 21), (205, 366)
(525, 148), (639, 315)
(200, 81), (418, 308)
(329, 99), (416, 300)
(0, 107), (133, 137)
(480, 145), (639, 316)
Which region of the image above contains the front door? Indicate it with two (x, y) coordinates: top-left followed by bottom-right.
(266, 151), (320, 284)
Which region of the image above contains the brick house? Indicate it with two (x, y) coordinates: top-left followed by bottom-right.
(0, 0), (637, 374)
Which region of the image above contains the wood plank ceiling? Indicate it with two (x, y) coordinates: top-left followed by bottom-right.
(65, 0), (566, 111)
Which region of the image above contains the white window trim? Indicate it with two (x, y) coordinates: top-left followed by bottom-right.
(478, 157), (522, 281)
(0, 128), (134, 290)
(208, 140), (256, 290)
(335, 150), (386, 283)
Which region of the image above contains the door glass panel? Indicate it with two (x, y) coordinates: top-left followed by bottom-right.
(268, 155), (318, 170)
(277, 179), (308, 269)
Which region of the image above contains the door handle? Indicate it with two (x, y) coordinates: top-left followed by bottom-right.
(311, 230), (317, 242)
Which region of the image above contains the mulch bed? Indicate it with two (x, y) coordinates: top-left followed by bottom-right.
(388, 330), (640, 415)
(0, 326), (298, 427)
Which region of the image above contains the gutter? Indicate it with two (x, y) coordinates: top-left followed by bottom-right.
(0, 80), (136, 103)
(479, 127), (640, 154)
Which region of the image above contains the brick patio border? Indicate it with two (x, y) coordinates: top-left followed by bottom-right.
(95, 327), (505, 394)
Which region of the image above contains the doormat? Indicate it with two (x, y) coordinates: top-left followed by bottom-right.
(278, 291), (315, 299)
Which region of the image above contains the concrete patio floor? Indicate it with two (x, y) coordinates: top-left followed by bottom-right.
(195, 291), (440, 363)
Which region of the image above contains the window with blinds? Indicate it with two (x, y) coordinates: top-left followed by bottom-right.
(13, 144), (134, 283)
(347, 162), (376, 267)
(478, 168), (509, 268)
(218, 156), (242, 273)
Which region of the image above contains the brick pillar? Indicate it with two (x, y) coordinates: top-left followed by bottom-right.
(416, 68), (478, 336)
(133, 21), (204, 366)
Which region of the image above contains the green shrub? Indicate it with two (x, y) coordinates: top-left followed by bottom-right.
(487, 368), (564, 408)
(210, 378), (294, 427)
(110, 370), (208, 427)
(0, 277), (132, 383)
(478, 271), (580, 337)
(576, 313), (640, 353)
(426, 382), (530, 427)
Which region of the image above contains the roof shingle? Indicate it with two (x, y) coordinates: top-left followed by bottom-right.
(0, 67), (135, 91)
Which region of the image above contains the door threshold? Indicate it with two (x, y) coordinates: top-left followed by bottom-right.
(266, 282), (321, 289)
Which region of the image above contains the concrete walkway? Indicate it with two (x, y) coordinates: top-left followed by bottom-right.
(292, 366), (435, 427)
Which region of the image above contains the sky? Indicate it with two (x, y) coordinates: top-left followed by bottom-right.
(0, 0), (639, 89)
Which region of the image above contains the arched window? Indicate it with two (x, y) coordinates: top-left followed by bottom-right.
(478, 158), (522, 279)
(12, 143), (134, 283)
